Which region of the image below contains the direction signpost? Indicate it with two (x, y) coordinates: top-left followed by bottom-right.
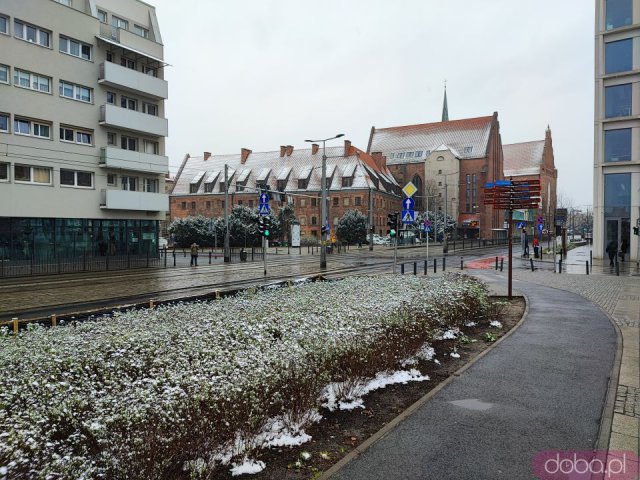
(259, 191), (270, 275)
(484, 179), (541, 298)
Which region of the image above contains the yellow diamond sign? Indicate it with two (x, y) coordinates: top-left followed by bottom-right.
(402, 181), (417, 198)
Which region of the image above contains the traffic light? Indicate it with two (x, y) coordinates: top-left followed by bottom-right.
(634, 226), (639, 236)
(321, 225), (328, 236)
(387, 212), (398, 237)
(258, 217), (271, 237)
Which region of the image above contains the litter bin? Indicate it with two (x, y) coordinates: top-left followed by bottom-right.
(240, 249), (247, 262)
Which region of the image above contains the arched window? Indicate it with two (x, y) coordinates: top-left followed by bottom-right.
(411, 174), (424, 211)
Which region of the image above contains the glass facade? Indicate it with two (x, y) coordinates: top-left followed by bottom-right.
(605, 38), (633, 73)
(606, 0), (632, 30)
(604, 128), (632, 161)
(605, 83), (632, 117)
(0, 217), (158, 260)
(604, 173), (631, 217)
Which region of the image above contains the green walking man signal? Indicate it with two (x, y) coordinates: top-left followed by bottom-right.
(387, 212), (399, 237)
(258, 216), (271, 237)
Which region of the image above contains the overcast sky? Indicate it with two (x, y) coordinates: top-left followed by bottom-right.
(153, 0), (594, 208)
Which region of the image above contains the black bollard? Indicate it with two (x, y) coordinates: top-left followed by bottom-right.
(183, 250), (186, 258)
(434, 258), (437, 273)
(209, 251), (212, 264)
(460, 257), (464, 270)
(558, 258), (562, 274)
(424, 260), (427, 275)
(530, 258), (535, 272)
(413, 262), (417, 275)
(173, 249), (176, 267)
(500, 258), (503, 272)
(495, 256), (498, 270)
(590, 250), (593, 270)
(401, 263), (405, 275)
(586, 260), (589, 275)
(442, 257), (446, 271)
(616, 261), (620, 276)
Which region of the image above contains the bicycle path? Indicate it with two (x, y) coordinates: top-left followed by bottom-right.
(329, 275), (617, 479)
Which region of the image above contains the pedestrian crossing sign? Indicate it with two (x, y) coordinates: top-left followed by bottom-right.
(259, 204), (270, 216)
(402, 210), (415, 224)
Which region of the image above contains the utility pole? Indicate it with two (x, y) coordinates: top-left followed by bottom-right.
(368, 187), (373, 251)
(223, 164), (230, 263)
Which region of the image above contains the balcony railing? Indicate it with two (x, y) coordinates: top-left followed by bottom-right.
(100, 147), (168, 175)
(101, 189), (168, 212)
(99, 62), (168, 100)
(100, 104), (168, 137)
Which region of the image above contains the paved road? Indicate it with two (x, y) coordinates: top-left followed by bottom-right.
(332, 274), (617, 480)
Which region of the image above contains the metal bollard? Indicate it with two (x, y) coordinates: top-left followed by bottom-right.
(500, 258), (504, 272)
(413, 262), (417, 275)
(460, 257), (464, 270)
(616, 261), (620, 276)
(184, 250), (186, 257)
(495, 256), (499, 270)
(209, 251), (212, 264)
(442, 257), (446, 271)
(12, 317), (18, 335)
(590, 250), (593, 269)
(173, 250), (176, 267)
(586, 260), (589, 275)
(51, 314), (56, 328)
(434, 258), (437, 273)
(558, 258), (562, 274)
(401, 263), (405, 275)
(530, 258), (535, 272)
(424, 260), (427, 275)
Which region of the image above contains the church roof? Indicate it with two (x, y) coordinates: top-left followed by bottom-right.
(368, 115), (494, 165)
(503, 140), (545, 177)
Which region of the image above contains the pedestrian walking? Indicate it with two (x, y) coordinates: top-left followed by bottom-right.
(533, 237), (540, 258)
(190, 242), (199, 266)
(605, 239), (617, 266)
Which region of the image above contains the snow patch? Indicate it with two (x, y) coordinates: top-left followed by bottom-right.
(450, 352), (460, 358)
(489, 320), (502, 328)
(230, 459), (265, 476)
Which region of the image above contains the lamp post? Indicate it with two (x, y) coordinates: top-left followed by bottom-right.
(473, 204), (481, 240)
(305, 134), (344, 269)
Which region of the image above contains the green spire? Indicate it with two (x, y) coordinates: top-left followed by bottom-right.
(442, 83), (449, 122)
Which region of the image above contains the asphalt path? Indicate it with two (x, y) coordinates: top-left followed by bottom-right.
(331, 273), (617, 480)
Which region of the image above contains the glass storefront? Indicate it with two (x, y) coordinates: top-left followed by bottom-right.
(0, 217), (158, 260)
(603, 173), (631, 260)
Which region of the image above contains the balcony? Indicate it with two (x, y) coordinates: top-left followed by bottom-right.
(100, 147), (168, 175)
(98, 23), (163, 61)
(101, 189), (168, 212)
(100, 104), (168, 137)
(99, 62), (168, 100)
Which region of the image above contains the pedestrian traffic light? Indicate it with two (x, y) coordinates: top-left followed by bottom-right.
(387, 212), (398, 237)
(258, 217), (271, 237)
(634, 226), (639, 236)
(321, 225), (328, 236)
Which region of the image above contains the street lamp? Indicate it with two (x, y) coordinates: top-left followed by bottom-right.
(473, 204), (481, 240)
(305, 134), (344, 269)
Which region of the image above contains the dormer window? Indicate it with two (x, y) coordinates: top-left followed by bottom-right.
(277, 180), (287, 191)
(342, 177), (353, 187)
(464, 146), (473, 154)
(298, 178), (308, 189)
(406, 151), (414, 158)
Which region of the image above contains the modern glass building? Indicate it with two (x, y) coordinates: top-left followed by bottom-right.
(0, 0), (168, 268)
(594, 0), (638, 261)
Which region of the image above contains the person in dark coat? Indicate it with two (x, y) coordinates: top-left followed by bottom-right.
(606, 240), (617, 266)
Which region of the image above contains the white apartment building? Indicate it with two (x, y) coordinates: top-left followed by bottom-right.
(0, 0), (168, 262)
(594, 0), (639, 261)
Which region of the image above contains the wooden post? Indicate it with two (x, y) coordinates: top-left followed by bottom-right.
(149, 299), (155, 309)
(12, 317), (18, 335)
(51, 314), (57, 328)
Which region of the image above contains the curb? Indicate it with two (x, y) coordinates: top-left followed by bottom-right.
(319, 292), (530, 479)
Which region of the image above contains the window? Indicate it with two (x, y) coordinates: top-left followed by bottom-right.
(107, 132), (117, 146)
(0, 113), (8, 132)
(605, 83), (632, 118)
(333, 217), (339, 225)
(60, 169), (93, 188)
(120, 96), (136, 110)
(14, 69), (51, 93)
(464, 146), (473, 154)
(106, 91), (116, 104)
(355, 197), (362, 206)
(606, 0), (632, 30)
(76, 130), (92, 145)
(0, 15), (7, 35)
(98, 10), (107, 23)
(142, 65), (157, 77)
(343, 197), (350, 206)
(406, 151), (414, 158)
(189, 183), (199, 194)
(397, 152), (405, 159)
(277, 180), (287, 191)
(237, 199), (243, 205)
(332, 197), (339, 206)
(249, 200), (254, 208)
(0, 162), (8, 181)
(107, 173), (117, 186)
(604, 128), (632, 161)
(437, 156), (445, 162)
(415, 151), (423, 157)
(0, 64), (8, 84)
(121, 136), (137, 151)
(206, 201), (211, 209)
(438, 169), (442, 174)
(111, 16), (128, 30)
(59, 36), (92, 60)
(181, 201), (186, 209)
(120, 57), (135, 70)
(389, 153), (395, 159)
(191, 201), (196, 210)
(143, 178), (158, 193)
(14, 20), (50, 47)
(605, 39), (633, 74)
(311, 216), (317, 225)
(311, 198), (317, 207)
(341, 176), (353, 187)
(438, 181), (442, 186)
(142, 102), (157, 116)
(14, 118), (50, 139)
(106, 51), (113, 62)
(298, 178), (308, 189)
(121, 175), (137, 191)
(133, 24), (149, 38)
(14, 165), (52, 184)
(143, 140), (159, 154)
(59, 81), (92, 103)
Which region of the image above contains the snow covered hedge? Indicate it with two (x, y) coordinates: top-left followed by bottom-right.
(0, 274), (489, 479)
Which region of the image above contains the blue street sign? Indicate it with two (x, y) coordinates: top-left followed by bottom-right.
(402, 197), (415, 210)
(259, 204), (270, 216)
(259, 192), (269, 204)
(516, 222), (525, 229)
(401, 210), (415, 224)
(538, 223), (543, 232)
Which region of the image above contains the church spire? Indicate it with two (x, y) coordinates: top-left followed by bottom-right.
(442, 81), (449, 122)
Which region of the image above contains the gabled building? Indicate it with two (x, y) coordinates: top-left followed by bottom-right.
(367, 112), (505, 239)
(503, 127), (558, 230)
(0, 0), (169, 261)
(170, 140), (402, 239)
